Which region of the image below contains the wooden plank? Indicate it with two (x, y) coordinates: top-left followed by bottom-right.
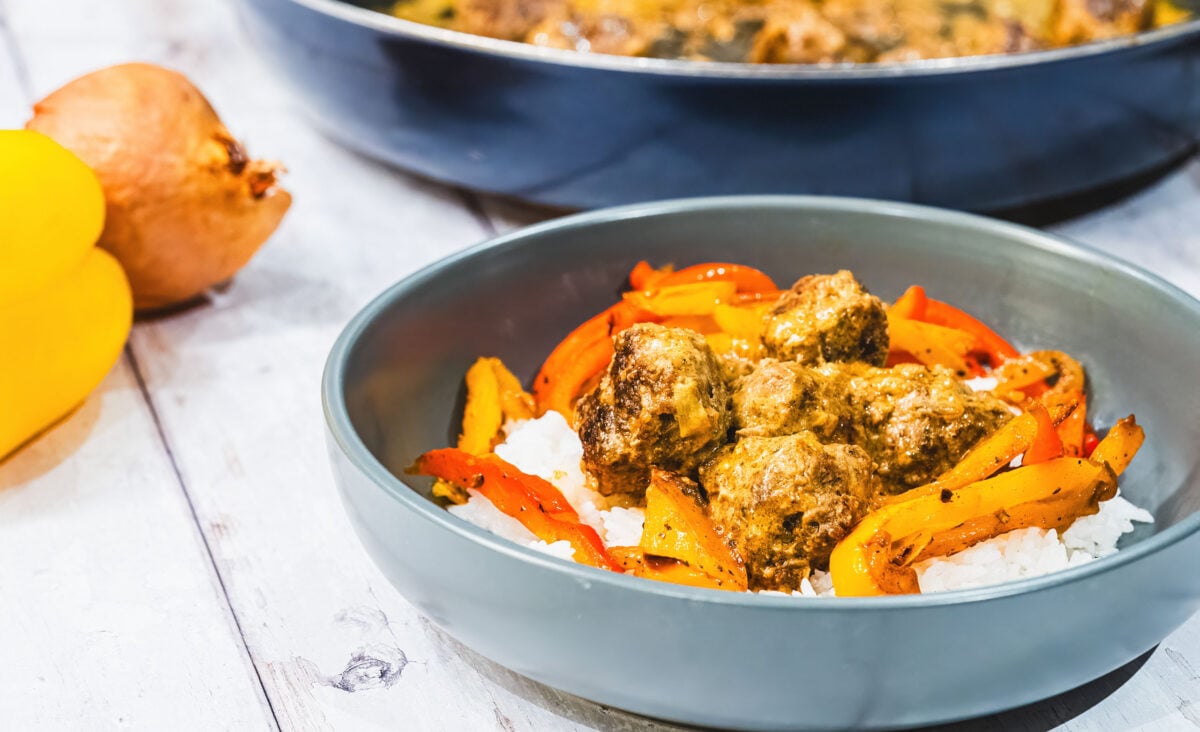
(0, 11), (276, 729)
(7, 0), (1200, 727)
(0, 358), (276, 730)
(1, 1), (652, 728)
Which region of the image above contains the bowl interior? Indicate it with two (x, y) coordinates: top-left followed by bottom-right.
(337, 198), (1200, 547)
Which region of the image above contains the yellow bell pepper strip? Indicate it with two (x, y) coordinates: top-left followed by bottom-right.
(435, 356), (537, 503)
(623, 280), (738, 317)
(609, 547), (731, 590)
(459, 358), (504, 456)
(411, 449), (622, 571)
(660, 315), (722, 334)
(638, 469), (749, 591)
(1089, 416), (1144, 475)
(889, 285), (928, 320)
(991, 355), (1059, 401)
(490, 358), (535, 422)
(831, 456), (1120, 596)
(458, 356), (534, 453)
(1, 131), (132, 460)
(886, 314), (978, 374)
(881, 399), (1077, 506)
(712, 303), (763, 340)
(882, 410), (1041, 506)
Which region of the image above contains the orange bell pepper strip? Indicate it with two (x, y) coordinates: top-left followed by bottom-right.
(411, 449), (622, 572)
(536, 337), (616, 421)
(623, 280), (738, 316)
(1049, 391), (1086, 457)
(532, 300), (655, 417)
(1089, 416), (1143, 475)
(830, 456), (1120, 596)
(889, 285), (928, 320)
(639, 470), (748, 591)
(608, 547), (732, 590)
(629, 260), (672, 290)
(921, 298), (1020, 366)
(657, 262), (778, 293)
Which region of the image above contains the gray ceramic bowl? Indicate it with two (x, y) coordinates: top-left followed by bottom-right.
(322, 197), (1200, 730)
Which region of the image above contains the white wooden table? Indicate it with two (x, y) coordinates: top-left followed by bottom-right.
(1, 1), (1197, 729)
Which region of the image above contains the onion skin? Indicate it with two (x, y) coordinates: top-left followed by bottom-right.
(26, 62), (291, 311)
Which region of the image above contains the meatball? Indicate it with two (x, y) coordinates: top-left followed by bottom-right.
(761, 270), (888, 366)
(733, 360), (1013, 494)
(577, 323), (731, 499)
(700, 433), (877, 591)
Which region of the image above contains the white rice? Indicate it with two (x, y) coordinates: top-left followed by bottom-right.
(449, 412), (1153, 595)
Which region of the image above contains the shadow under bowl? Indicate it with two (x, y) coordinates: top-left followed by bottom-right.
(323, 196), (1200, 730)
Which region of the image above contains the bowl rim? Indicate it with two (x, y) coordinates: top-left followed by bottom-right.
(282, 0), (1200, 79)
(323, 194), (1200, 610)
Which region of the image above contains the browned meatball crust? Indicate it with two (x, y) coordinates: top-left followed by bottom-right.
(577, 323), (731, 498)
(733, 360), (1013, 494)
(761, 270), (889, 366)
(700, 432), (877, 591)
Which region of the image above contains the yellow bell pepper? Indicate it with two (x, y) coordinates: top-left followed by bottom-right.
(1, 131), (132, 460)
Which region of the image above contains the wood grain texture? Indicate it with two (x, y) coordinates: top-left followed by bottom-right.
(0, 15), (276, 730)
(0, 357), (276, 731)
(2, 0), (1199, 729)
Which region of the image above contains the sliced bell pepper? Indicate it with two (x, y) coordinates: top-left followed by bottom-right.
(623, 280), (738, 316)
(921, 298), (1020, 366)
(489, 357), (536, 422)
(886, 314), (978, 374)
(992, 355), (1058, 400)
(657, 262), (778, 293)
(532, 300), (655, 417)
(734, 290), (784, 304)
(1089, 416), (1143, 476)
(882, 410), (1041, 506)
(889, 285), (928, 320)
(629, 260), (672, 290)
(411, 448), (622, 571)
(712, 303), (765, 341)
(639, 470), (748, 591)
(660, 314), (722, 334)
(459, 358), (504, 456)
(830, 456), (1120, 596)
(1022, 401), (1065, 465)
(608, 547), (731, 590)
(1049, 391), (1086, 457)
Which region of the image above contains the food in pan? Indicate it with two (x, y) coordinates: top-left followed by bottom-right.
(411, 262), (1152, 596)
(386, 0), (1190, 63)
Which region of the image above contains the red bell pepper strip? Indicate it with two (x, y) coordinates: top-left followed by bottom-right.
(412, 449), (622, 571)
